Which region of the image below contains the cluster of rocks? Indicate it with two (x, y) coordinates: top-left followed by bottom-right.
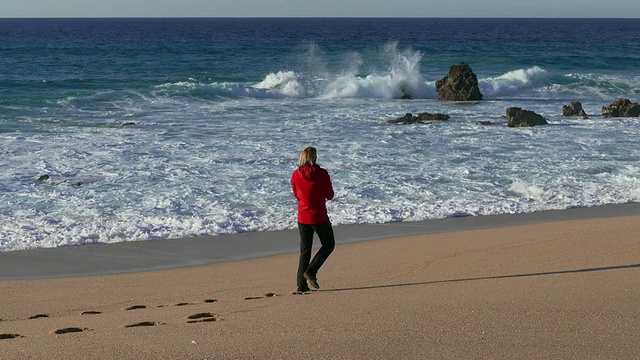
(387, 61), (639, 127)
(563, 99), (640, 119)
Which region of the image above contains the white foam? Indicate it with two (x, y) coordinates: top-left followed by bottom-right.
(254, 71), (314, 97)
(480, 66), (549, 97)
(507, 180), (549, 200)
(3, 55), (640, 252)
(479, 67), (640, 100)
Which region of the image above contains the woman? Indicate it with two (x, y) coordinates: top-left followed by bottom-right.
(291, 146), (335, 292)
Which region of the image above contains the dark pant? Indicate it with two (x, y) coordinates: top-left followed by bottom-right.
(297, 221), (335, 291)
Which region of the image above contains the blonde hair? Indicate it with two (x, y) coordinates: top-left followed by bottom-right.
(299, 146), (317, 166)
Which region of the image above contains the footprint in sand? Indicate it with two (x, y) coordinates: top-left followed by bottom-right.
(174, 302), (195, 306)
(158, 299), (217, 308)
(28, 314), (49, 319)
(50, 327), (91, 335)
(125, 305), (146, 311)
(185, 312), (219, 323)
(0, 333), (23, 340)
(80, 311), (102, 315)
(124, 321), (164, 328)
(244, 292), (278, 300)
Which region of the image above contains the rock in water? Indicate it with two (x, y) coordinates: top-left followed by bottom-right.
(562, 101), (588, 117)
(602, 98), (640, 118)
(435, 62), (483, 101)
(476, 121), (496, 126)
(506, 107), (549, 127)
(387, 112), (450, 124)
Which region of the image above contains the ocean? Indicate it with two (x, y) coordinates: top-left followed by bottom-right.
(1, 18), (639, 251)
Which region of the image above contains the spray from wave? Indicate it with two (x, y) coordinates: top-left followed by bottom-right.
(254, 42), (436, 99)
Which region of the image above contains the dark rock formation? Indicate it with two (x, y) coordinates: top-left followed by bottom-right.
(435, 62), (483, 101)
(37, 174), (50, 181)
(506, 107), (549, 127)
(602, 98), (640, 118)
(562, 101), (588, 117)
(416, 112), (450, 121)
(387, 112), (450, 124)
(476, 121), (496, 126)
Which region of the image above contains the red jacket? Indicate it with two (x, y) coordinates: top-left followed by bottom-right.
(291, 165), (334, 225)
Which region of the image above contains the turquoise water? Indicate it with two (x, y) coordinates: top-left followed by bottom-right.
(1, 18), (640, 251)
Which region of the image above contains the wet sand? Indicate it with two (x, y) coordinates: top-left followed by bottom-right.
(2, 202), (640, 280)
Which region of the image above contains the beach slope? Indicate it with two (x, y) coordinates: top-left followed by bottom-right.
(1, 216), (639, 359)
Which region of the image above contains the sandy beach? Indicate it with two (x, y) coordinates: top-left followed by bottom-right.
(1, 213), (639, 359)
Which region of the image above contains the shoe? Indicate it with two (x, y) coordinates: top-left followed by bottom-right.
(303, 271), (319, 289)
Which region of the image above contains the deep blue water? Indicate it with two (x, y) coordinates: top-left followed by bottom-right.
(2, 18), (639, 82)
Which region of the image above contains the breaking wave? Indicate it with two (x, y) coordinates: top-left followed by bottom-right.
(148, 42), (640, 102)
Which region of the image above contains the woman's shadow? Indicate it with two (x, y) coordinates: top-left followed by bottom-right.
(325, 263), (640, 293)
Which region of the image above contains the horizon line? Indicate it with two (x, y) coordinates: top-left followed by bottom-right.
(1, 16), (639, 20)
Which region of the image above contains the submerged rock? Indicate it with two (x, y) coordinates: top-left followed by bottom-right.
(476, 121), (496, 126)
(35, 174), (82, 186)
(506, 107), (549, 127)
(602, 98), (640, 118)
(435, 62), (483, 101)
(387, 112), (450, 124)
